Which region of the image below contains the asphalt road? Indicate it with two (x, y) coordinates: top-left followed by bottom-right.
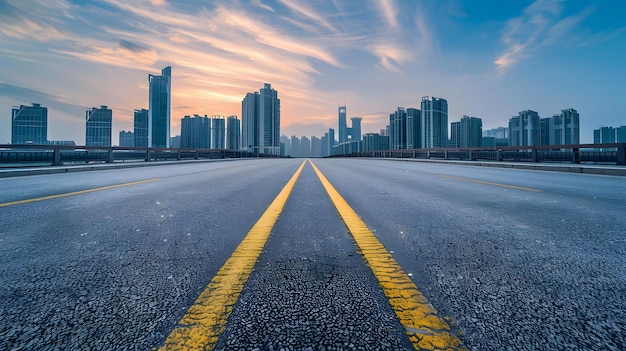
(1, 158), (624, 350)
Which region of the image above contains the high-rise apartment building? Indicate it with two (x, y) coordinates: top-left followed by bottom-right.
(119, 130), (134, 147)
(509, 110), (540, 146)
(180, 115), (210, 148)
(459, 115), (482, 147)
(363, 133), (390, 152)
(594, 127), (616, 144)
(421, 97), (448, 148)
(134, 109), (149, 147)
(406, 108), (421, 149)
(450, 121), (461, 148)
(11, 103), (47, 144)
(227, 116), (240, 150)
(211, 116), (225, 149)
(241, 83), (280, 155)
(85, 106), (112, 146)
(389, 107), (407, 149)
(148, 66), (171, 148)
(617, 126), (626, 143)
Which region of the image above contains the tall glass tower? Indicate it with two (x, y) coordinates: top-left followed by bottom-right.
(241, 83), (280, 155)
(148, 66), (171, 148)
(338, 106), (347, 143)
(85, 106), (112, 146)
(11, 103), (47, 144)
(421, 96), (448, 148)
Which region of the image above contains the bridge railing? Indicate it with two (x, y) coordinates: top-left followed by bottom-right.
(0, 145), (278, 166)
(332, 143), (626, 166)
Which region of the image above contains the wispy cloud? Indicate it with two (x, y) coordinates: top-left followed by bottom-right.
(376, 0), (398, 29)
(251, 0), (274, 13)
(494, 0), (605, 75)
(275, 0), (337, 33)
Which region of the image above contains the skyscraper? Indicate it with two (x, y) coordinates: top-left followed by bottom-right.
(390, 107), (407, 149)
(11, 103), (47, 144)
(227, 116), (240, 150)
(459, 115), (482, 147)
(509, 110), (540, 146)
(180, 115), (210, 148)
(421, 97), (448, 148)
(450, 121), (461, 148)
(134, 109), (149, 147)
(241, 83), (280, 155)
(338, 106), (347, 143)
(350, 117), (362, 141)
(617, 126), (626, 143)
(406, 108), (421, 149)
(85, 106), (112, 146)
(148, 66), (171, 148)
(211, 116), (225, 149)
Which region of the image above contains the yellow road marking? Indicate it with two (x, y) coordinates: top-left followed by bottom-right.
(440, 175), (543, 192)
(159, 160), (306, 351)
(0, 178), (162, 207)
(310, 160), (466, 351)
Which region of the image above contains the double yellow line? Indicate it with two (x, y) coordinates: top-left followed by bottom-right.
(160, 160), (465, 351)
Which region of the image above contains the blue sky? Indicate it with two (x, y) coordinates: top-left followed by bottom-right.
(1, 0), (625, 144)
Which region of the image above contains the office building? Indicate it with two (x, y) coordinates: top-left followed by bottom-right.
(509, 110), (540, 146)
(85, 106), (112, 146)
(11, 103), (47, 144)
(119, 130), (134, 147)
(180, 115), (211, 148)
(226, 116), (240, 150)
(350, 117), (362, 141)
(421, 96), (448, 148)
(148, 66), (171, 148)
(406, 108), (421, 149)
(241, 83), (280, 155)
(540, 109), (579, 146)
(134, 109), (149, 147)
(170, 135), (181, 148)
(212, 116), (225, 149)
(338, 106), (347, 143)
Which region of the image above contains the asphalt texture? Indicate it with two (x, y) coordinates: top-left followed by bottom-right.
(1, 158), (625, 350)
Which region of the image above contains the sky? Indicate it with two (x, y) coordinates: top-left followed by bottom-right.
(1, 0), (625, 145)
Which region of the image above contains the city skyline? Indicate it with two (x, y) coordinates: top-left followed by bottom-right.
(1, 1), (626, 145)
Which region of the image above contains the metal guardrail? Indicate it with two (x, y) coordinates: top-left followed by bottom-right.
(332, 143), (626, 166)
(0, 144), (278, 166)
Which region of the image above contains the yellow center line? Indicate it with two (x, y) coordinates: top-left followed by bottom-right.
(159, 160), (307, 351)
(439, 174), (543, 192)
(0, 178), (162, 207)
(309, 160), (466, 351)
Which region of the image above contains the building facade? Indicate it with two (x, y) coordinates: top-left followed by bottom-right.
(85, 106), (112, 146)
(421, 96), (448, 148)
(133, 109), (149, 147)
(11, 103), (47, 144)
(211, 116), (226, 149)
(338, 106), (347, 143)
(389, 107), (407, 149)
(594, 127), (616, 144)
(180, 115), (211, 148)
(227, 116), (240, 150)
(119, 130), (134, 147)
(406, 108), (421, 149)
(509, 110), (540, 146)
(241, 83), (280, 155)
(363, 133), (390, 152)
(350, 117), (362, 141)
(148, 66), (171, 148)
